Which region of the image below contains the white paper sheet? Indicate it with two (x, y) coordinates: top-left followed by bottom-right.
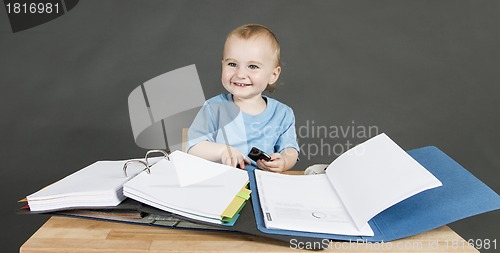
(326, 133), (443, 229)
(170, 150), (235, 187)
(27, 158), (161, 211)
(254, 133), (442, 236)
(124, 152), (249, 222)
(255, 170), (374, 236)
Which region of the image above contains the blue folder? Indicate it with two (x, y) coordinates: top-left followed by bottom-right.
(248, 146), (500, 242)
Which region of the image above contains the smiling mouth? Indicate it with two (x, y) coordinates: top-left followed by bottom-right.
(232, 82), (252, 87)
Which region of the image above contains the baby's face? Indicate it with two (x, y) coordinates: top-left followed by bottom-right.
(221, 35), (280, 101)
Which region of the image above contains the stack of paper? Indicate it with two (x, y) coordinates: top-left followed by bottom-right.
(123, 151), (250, 225)
(26, 159), (159, 212)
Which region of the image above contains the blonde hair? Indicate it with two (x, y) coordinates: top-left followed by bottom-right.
(225, 24), (281, 92)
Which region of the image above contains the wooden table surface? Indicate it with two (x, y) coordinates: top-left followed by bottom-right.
(21, 216), (478, 252)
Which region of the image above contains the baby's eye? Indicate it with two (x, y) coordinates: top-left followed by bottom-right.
(227, 62), (237, 67)
(248, 65), (259, 70)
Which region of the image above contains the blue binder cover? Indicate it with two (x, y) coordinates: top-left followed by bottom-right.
(248, 146), (500, 242)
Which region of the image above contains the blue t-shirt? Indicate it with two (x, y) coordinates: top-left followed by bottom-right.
(186, 93), (299, 165)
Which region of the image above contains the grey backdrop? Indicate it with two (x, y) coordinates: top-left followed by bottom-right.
(1, 0), (498, 252)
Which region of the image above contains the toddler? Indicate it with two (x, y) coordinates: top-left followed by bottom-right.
(186, 24), (299, 172)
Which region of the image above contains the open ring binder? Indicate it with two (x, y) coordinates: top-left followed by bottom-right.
(122, 159), (148, 177)
(145, 149), (170, 168)
(122, 149), (169, 177)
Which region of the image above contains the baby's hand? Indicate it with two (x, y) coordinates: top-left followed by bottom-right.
(257, 153), (287, 173)
(221, 146), (250, 169)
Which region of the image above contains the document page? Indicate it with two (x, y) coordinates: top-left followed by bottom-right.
(124, 155), (248, 224)
(26, 159), (159, 211)
(326, 133), (442, 229)
(171, 150), (234, 187)
(255, 170), (374, 236)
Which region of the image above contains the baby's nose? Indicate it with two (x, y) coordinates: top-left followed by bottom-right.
(235, 67), (247, 78)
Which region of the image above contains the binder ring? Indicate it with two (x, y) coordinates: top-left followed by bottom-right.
(144, 149), (170, 169)
(123, 159), (149, 177)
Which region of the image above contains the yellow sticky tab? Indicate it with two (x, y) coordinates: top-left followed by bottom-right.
(237, 188), (251, 200)
(221, 196), (246, 218)
(221, 181), (251, 218)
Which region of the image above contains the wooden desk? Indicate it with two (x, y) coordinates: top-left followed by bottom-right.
(21, 216), (478, 252)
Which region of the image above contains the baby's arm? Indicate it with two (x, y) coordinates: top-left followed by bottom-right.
(188, 141), (250, 169)
(257, 147), (298, 173)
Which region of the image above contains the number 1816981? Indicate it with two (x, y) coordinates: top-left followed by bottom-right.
(6, 2), (60, 14)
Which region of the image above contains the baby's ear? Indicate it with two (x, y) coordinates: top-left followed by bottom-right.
(269, 66), (281, 84)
